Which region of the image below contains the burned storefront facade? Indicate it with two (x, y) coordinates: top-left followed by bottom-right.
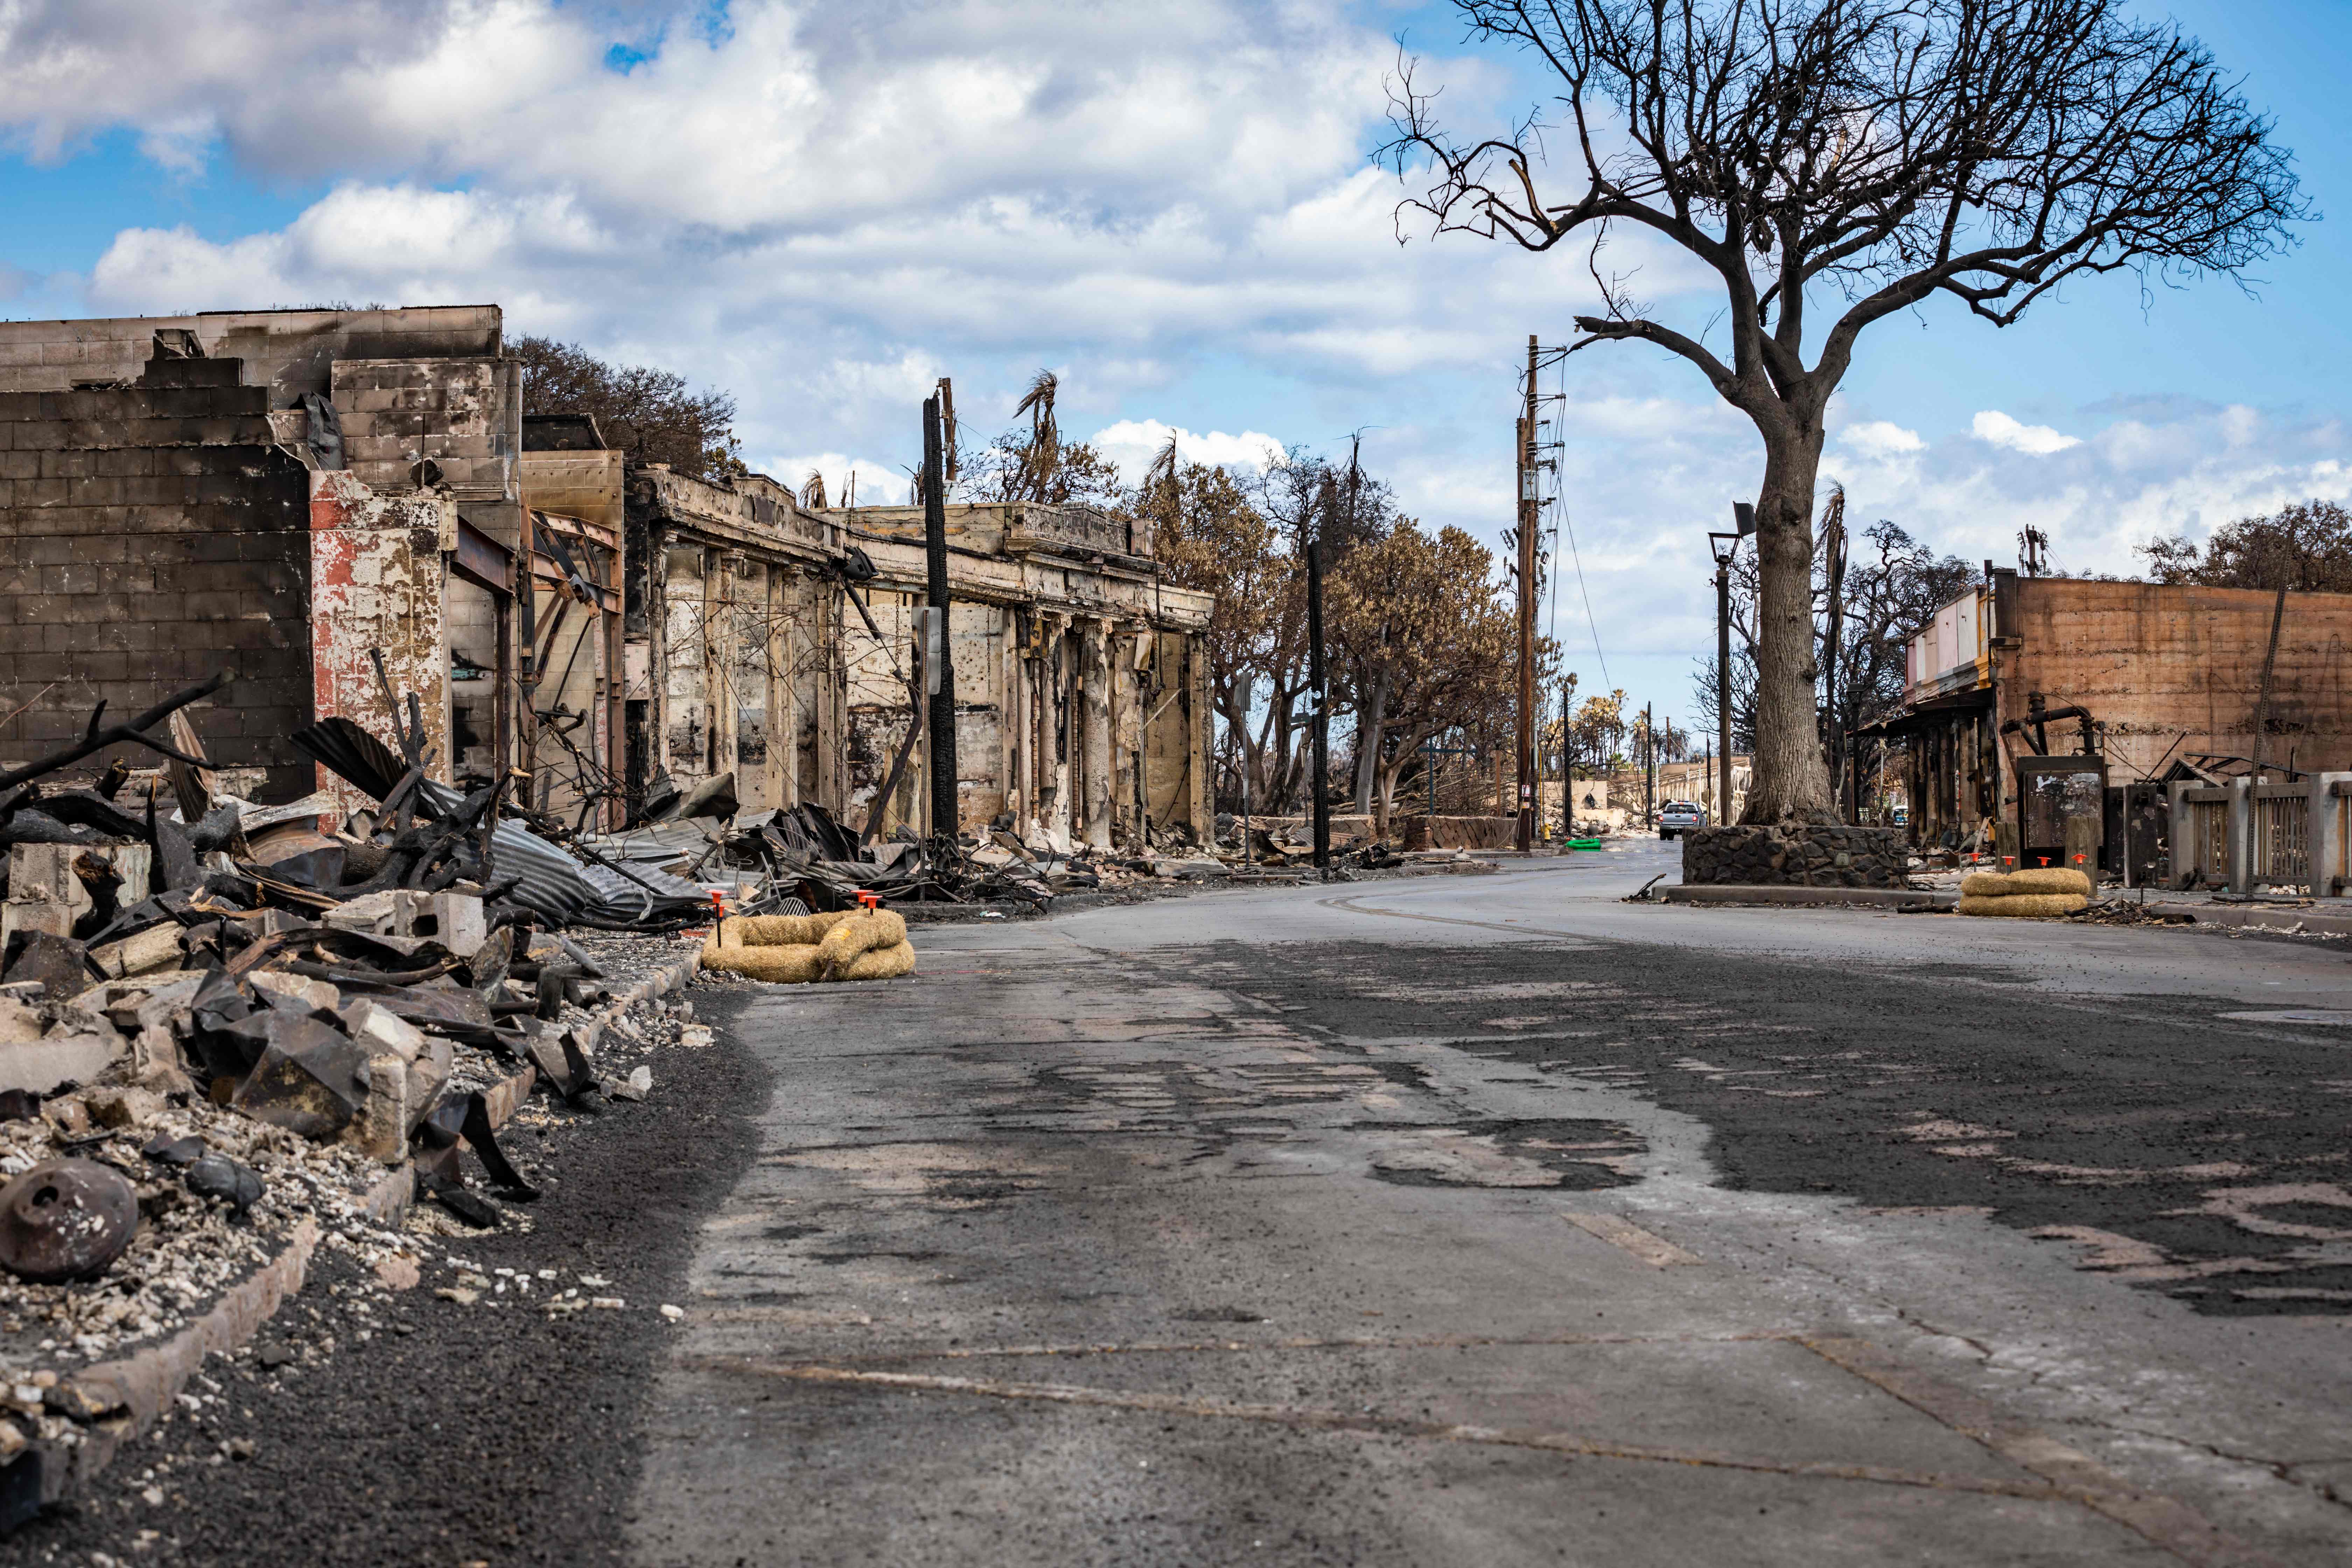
(1866, 567), (2352, 880)
(0, 305), (1216, 855)
(628, 478), (1215, 850)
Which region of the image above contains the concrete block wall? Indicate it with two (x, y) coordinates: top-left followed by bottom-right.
(0, 307), (502, 399)
(0, 354), (315, 798)
(332, 358), (513, 504)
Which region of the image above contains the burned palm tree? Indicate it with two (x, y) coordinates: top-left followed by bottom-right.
(1011, 371), (1061, 504)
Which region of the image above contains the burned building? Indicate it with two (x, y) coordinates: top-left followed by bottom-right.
(0, 306), (1215, 854)
(1866, 568), (2352, 870)
(627, 480), (1214, 849)
(0, 307), (522, 802)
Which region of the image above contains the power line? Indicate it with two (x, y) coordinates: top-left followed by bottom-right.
(1550, 347), (1609, 691)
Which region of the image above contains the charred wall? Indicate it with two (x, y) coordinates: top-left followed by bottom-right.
(2006, 576), (2352, 777)
(0, 350), (314, 800)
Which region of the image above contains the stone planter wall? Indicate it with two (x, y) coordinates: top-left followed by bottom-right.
(1680, 824), (1908, 888)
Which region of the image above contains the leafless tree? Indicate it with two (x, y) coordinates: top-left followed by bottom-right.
(1384, 0), (2307, 820)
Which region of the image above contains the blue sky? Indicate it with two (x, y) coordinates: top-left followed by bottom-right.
(2, 0), (2344, 732)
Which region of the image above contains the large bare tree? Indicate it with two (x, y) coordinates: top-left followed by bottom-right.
(1384, 0), (2306, 820)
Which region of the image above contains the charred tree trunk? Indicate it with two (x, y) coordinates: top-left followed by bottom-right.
(1746, 421), (1833, 823)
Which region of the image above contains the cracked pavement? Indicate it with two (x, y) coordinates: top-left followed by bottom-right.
(630, 841), (2352, 1564)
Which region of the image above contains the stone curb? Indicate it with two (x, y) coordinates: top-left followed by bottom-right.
(1663, 885), (1952, 910)
(52, 1218), (321, 1505)
(2166, 904), (2352, 938)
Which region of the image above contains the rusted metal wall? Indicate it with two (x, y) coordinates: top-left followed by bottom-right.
(2004, 578), (2352, 778)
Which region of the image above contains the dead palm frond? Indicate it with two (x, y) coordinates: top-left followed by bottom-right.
(1012, 369), (1060, 502)
(800, 471), (828, 510)
(1143, 428), (1180, 502)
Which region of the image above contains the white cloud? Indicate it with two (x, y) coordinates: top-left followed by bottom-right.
(1088, 419), (1284, 481)
(762, 454), (909, 508)
(1971, 409), (2081, 455)
(1839, 420), (1925, 456)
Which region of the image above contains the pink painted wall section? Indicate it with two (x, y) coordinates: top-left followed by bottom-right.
(309, 469), (455, 814)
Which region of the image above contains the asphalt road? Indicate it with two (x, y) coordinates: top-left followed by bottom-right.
(633, 842), (2352, 1566)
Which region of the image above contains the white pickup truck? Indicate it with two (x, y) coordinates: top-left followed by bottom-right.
(1657, 800), (1707, 840)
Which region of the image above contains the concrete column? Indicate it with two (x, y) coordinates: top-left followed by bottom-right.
(649, 529), (671, 782)
(713, 550), (738, 782)
(1003, 620), (1025, 834)
(2313, 774), (2351, 898)
(2227, 775), (2254, 896)
(1082, 618), (1113, 850)
(1040, 613), (1071, 849)
(1188, 633), (1212, 844)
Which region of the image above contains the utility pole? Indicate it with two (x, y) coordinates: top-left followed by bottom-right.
(1514, 334), (1538, 853)
(1307, 538), (1330, 875)
(923, 393), (957, 839)
(1559, 680), (1573, 838)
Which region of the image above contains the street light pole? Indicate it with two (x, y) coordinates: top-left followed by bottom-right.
(1708, 503), (1755, 827)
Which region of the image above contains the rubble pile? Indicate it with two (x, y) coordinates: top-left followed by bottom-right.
(0, 672), (738, 1524)
(585, 791), (1237, 910)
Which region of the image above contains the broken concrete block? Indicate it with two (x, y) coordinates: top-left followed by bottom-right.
(0, 1032), (126, 1096)
(403, 1034), (451, 1134)
(321, 889), (401, 935)
(352, 1052), (407, 1163)
(331, 890), (486, 954)
(227, 1015), (367, 1140)
(82, 1086), (163, 1129)
(1, 932), (92, 1002)
(340, 997), (426, 1060)
(339, 995), (449, 1133)
(130, 976), (204, 1033)
(0, 1000), (39, 1049)
(250, 969), (340, 1015)
(128, 1022), (192, 1096)
(422, 891), (485, 957)
(5, 846), (89, 919)
(0, 901), (74, 946)
(88, 923), (183, 980)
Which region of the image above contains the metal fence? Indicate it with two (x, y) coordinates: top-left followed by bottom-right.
(2250, 785), (2311, 890)
(2169, 774), (2352, 897)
